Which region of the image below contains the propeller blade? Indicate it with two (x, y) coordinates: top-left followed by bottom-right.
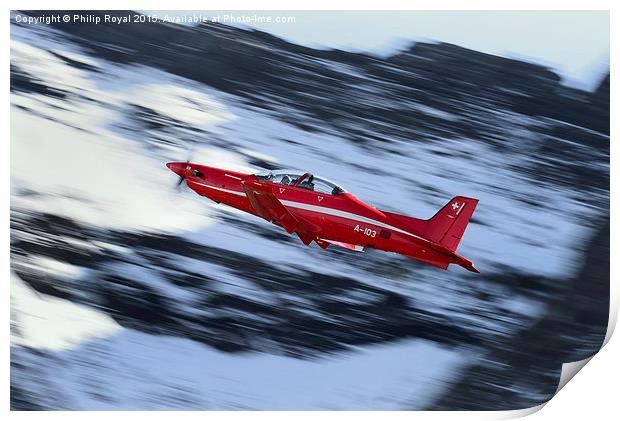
(175, 175), (185, 189)
(169, 142), (196, 193)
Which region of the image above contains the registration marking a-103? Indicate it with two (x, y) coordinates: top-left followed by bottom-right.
(354, 224), (377, 238)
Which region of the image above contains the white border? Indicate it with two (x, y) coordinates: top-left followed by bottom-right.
(4, 1), (616, 419)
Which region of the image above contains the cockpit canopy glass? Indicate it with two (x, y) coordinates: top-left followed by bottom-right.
(254, 169), (346, 195)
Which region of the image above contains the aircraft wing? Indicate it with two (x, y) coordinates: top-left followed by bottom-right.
(241, 180), (321, 245)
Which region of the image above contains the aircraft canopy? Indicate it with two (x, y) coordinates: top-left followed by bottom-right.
(254, 169), (346, 195)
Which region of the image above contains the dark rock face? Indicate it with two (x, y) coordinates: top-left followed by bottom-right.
(10, 64), (67, 98)
(429, 217), (609, 410)
(20, 10), (609, 136)
(11, 211), (487, 358)
(10, 10), (609, 410)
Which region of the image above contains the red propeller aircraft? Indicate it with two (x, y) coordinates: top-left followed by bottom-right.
(167, 162), (480, 273)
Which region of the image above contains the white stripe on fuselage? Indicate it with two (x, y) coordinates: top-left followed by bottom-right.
(190, 181), (246, 196)
(191, 181), (428, 243)
(280, 200), (429, 243)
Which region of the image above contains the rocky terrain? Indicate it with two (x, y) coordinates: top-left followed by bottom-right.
(10, 11), (609, 410)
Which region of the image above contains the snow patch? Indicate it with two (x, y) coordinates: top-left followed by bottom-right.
(10, 38), (240, 233)
(13, 328), (470, 410)
(11, 272), (120, 351)
(113, 83), (235, 130)
(29, 256), (82, 279)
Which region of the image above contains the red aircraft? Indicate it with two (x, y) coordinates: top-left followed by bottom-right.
(167, 163), (480, 273)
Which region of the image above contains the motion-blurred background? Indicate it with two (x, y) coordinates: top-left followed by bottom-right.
(10, 10), (609, 410)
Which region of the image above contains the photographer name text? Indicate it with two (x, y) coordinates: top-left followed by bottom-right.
(13, 13), (296, 26)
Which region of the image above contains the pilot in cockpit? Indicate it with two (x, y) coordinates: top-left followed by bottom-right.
(281, 175), (291, 186)
(298, 174), (315, 191)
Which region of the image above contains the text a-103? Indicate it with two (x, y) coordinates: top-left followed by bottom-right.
(354, 224), (377, 238)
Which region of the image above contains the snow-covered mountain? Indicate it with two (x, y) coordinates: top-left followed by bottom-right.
(10, 11), (609, 410)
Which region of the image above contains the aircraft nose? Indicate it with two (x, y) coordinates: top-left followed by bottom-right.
(166, 162), (186, 176)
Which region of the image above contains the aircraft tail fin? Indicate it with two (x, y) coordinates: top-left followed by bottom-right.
(424, 196), (478, 253)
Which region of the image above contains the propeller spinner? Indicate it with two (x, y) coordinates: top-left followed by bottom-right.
(166, 161), (189, 190)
